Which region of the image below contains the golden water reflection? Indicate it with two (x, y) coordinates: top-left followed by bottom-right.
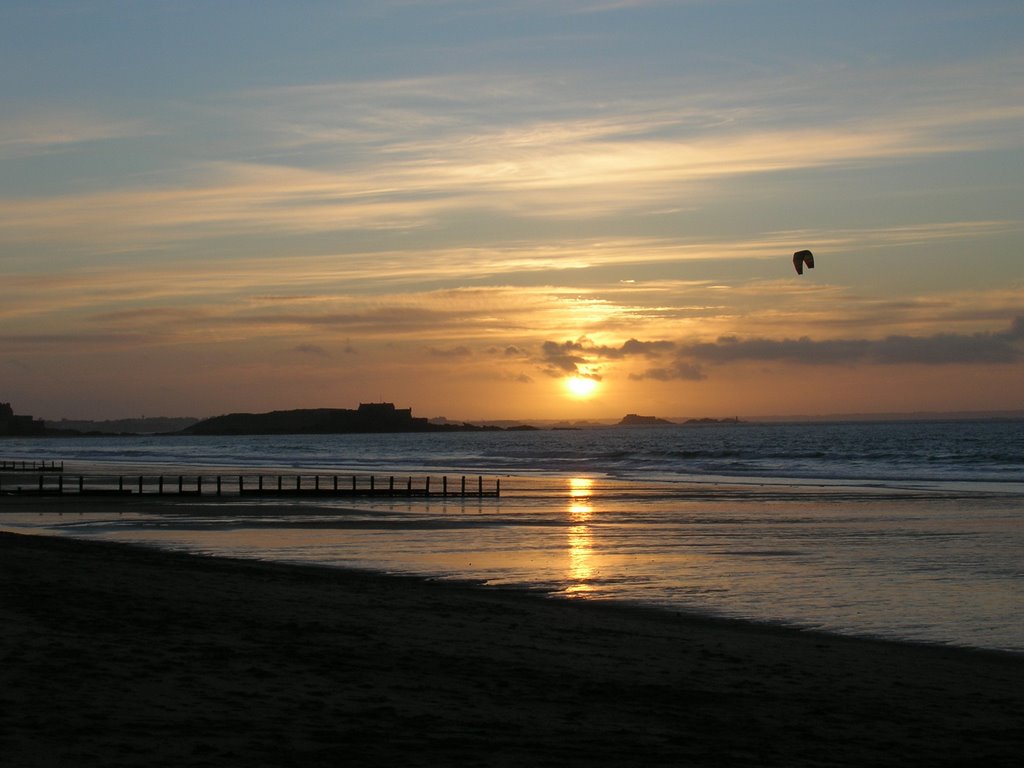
(566, 478), (594, 595)
(568, 476), (594, 498)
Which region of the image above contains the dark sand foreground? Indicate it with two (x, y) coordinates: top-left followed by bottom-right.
(2, 531), (1022, 767)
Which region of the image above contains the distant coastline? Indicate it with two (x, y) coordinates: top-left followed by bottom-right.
(5, 396), (1024, 439)
(48, 416), (200, 435)
(167, 405), (754, 436)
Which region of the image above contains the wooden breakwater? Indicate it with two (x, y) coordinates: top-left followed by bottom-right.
(0, 460), (64, 472)
(0, 473), (500, 499)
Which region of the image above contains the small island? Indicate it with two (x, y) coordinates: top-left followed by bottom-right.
(617, 414), (742, 427)
(618, 414), (674, 426)
(183, 402), (506, 436)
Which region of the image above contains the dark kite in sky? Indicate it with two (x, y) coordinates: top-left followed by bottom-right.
(793, 249), (814, 275)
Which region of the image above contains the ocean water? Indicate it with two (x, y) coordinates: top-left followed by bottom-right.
(2, 420), (1022, 652)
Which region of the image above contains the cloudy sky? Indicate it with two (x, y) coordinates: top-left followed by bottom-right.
(2, 0), (1022, 421)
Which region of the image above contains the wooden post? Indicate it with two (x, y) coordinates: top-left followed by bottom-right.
(370, 476), (375, 491)
(278, 475), (282, 491)
(119, 476), (124, 492)
(259, 475), (264, 491)
(39, 476), (44, 492)
(333, 475), (338, 491)
(197, 476), (203, 495)
(389, 476), (394, 495)
(443, 476), (448, 496)
(216, 476), (222, 496)
(425, 476), (430, 496)
(352, 475), (357, 491)
(138, 476), (143, 495)
(158, 476), (164, 494)
(496, 479), (500, 497)
(179, 475), (183, 493)
(239, 475), (244, 494)
(58, 475), (63, 494)
(478, 476), (483, 496)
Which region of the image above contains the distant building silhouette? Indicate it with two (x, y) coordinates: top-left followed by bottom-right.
(354, 402), (418, 426)
(0, 402), (46, 436)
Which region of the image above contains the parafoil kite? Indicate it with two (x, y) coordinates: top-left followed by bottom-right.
(793, 249), (814, 275)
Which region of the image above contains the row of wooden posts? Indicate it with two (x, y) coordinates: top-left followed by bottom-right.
(0, 473), (500, 499)
(0, 460), (64, 472)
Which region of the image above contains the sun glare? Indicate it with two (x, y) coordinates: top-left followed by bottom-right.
(564, 376), (599, 398)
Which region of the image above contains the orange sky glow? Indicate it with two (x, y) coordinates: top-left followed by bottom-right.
(2, 2), (1022, 421)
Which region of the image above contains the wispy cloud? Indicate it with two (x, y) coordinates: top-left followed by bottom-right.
(0, 110), (151, 158)
(6, 54), (1019, 255)
(3, 229), (1021, 346)
(291, 344), (331, 358)
(428, 345), (473, 358)
(628, 316), (1024, 381)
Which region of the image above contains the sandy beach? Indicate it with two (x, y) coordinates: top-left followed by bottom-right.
(2, 528), (1022, 767)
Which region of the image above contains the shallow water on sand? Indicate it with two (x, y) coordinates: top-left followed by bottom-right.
(3, 422), (1023, 650)
(3, 474), (1021, 653)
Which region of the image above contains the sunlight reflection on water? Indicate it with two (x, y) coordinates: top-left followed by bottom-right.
(565, 477), (595, 595)
(2, 473), (1022, 652)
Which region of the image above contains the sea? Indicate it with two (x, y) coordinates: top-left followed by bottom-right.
(2, 419), (1022, 653)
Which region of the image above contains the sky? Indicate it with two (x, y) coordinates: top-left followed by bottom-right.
(2, 0), (1023, 422)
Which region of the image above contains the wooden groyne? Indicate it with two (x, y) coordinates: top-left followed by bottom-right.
(0, 460), (64, 472)
(0, 473), (500, 499)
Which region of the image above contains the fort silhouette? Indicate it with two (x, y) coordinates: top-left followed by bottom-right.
(0, 403), (45, 437)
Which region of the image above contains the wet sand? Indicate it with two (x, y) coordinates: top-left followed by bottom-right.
(1, 529), (1022, 767)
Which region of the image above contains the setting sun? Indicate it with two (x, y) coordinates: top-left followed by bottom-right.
(564, 376), (600, 399)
